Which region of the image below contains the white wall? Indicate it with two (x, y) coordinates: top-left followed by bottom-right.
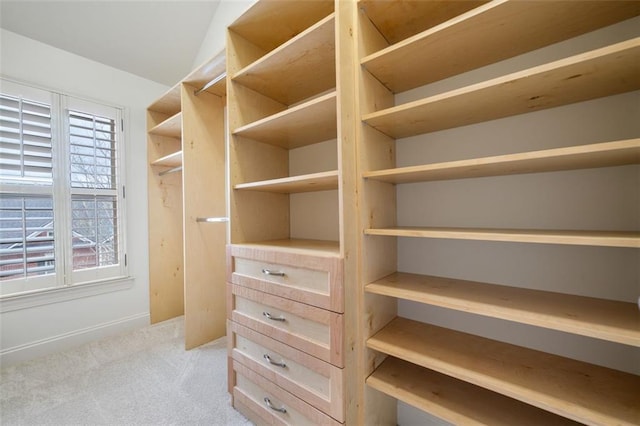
(394, 17), (640, 426)
(192, 0), (257, 68)
(0, 29), (169, 366)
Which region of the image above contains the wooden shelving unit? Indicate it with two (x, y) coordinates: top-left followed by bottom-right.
(361, 1), (640, 93)
(232, 92), (337, 149)
(364, 38), (640, 139)
(367, 317), (640, 426)
(356, 1), (640, 425)
(364, 139), (640, 184)
(366, 272), (640, 346)
(146, 49), (228, 350)
(366, 357), (580, 426)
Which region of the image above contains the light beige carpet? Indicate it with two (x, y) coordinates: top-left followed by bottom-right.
(0, 317), (252, 425)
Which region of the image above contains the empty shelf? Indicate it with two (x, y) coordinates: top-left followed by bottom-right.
(363, 38), (640, 139)
(232, 239), (340, 258)
(362, 1), (640, 93)
(363, 139), (640, 184)
(366, 272), (640, 346)
(233, 92), (337, 149)
(148, 112), (182, 138)
(148, 84), (181, 115)
(364, 227), (640, 248)
(367, 357), (580, 426)
(150, 151), (183, 168)
(234, 170), (339, 193)
(368, 317), (640, 425)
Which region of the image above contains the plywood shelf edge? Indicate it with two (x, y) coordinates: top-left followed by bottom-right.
(367, 357), (580, 426)
(363, 139), (640, 184)
(367, 317), (640, 425)
(364, 227), (640, 248)
(366, 272), (640, 346)
(150, 150), (183, 168)
(234, 170), (339, 193)
(148, 112), (182, 139)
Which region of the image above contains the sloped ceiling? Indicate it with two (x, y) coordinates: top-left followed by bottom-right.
(0, 1), (220, 86)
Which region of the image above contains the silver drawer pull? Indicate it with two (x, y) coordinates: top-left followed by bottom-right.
(262, 268), (285, 277)
(263, 311), (286, 322)
(264, 397), (287, 413)
(263, 354), (286, 368)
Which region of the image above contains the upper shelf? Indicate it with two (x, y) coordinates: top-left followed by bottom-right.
(366, 272), (640, 347)
(368, 317), (640, 426)
(232, 14), (336, 105)
(150, 151), (182, 168)
(234, 170), (339, 194)
(363, 38), (640, 139)
(148, 112), (182, 139)
(364, 227), (640, 249)
(229, 0), (333, 53)
(361, 1), (640, 93)
(367, 357), (580, 426)
(148, 85), (181, 116)
(363, 139), (640, 184)
(233, 92), (337, 149)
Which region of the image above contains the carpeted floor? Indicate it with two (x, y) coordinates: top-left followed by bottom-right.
(0, 317), (252, 425)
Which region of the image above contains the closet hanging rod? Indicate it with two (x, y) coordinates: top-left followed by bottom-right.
(194, 73), (226, 96)
(196, 217), (229, 223)
(158, 166), (182, 176)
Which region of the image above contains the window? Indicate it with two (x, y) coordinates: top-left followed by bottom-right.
(0, 79), (126, 296)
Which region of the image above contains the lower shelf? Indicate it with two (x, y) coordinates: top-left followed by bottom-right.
(367, 317), (640, 425)
(235, 238), (340, 257)
(367, 356), (580, 426)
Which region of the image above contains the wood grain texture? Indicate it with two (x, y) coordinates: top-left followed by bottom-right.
(182, 84), (227, 349)
(235, 170), (339, 194)
(231, 239), (340, 257)
(368, 317), (640, 425)
(367, 357), (581, 426)
(364, 139), (640, 184)
(366, 272), (640, 346)
(232, 14), (337, 105)
(148, 112), (182, 139)
(233, 92), (337, 149)
(148, 84), (181, 115)
(362, 1), (640, 92)
(150, 150), (182, 168)
(365, 226), (640, 248)
(364, 38), (640, 138)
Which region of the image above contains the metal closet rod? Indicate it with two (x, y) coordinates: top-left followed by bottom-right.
(194, 72), (226, 96)
(158, 166), (182, 176)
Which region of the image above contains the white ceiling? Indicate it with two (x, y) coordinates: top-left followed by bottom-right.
(0, 1), (220, 86)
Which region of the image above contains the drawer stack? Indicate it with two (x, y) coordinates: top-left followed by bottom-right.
(227, 243), (345, 424)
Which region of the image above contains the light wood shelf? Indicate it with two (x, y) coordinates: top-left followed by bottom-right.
(234, 170), (338, 194)
(367, 357), (580, 426)
(366, 272), (640, 346)
(229, 0), (334, 53)
(363, 38), (640, 139)
(368, 317), (640, 425)
(364, 139), (640, 184)
(234, 238), (341, 258)
(148, 112), (182, 139)
(232, 13), (336, 105)
(150, 150), (182, 168)
(148, 84), (181, 115)
(364, 227), (640, 248)
(362, 1), (640, 93)
(233, 92), (337, 149)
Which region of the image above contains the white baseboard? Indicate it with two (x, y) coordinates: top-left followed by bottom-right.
(0, 312), (150, 367)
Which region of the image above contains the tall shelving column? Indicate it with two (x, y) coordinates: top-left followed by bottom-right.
(356, 1), (640, 425)
(147, 50), (228, 349)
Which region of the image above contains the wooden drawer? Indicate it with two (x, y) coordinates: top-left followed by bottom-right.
(229, 321), (344, 421)
(228, 244), (343, 313)
(229, 283), (344, 367)
(232, 360), (342, 426)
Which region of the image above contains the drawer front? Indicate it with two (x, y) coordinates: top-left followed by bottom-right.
(232, 361), (341, 426)
(228, 245), (343, 313)
(230, 284), (344, 367)
(230, 321), (344, 421)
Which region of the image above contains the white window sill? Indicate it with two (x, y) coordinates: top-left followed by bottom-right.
(0, 276), (135, 313)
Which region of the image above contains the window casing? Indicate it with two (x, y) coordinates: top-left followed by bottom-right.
(0, 79), (127, 296)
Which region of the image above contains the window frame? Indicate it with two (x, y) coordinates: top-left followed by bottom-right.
(0, 78), (128, 297)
